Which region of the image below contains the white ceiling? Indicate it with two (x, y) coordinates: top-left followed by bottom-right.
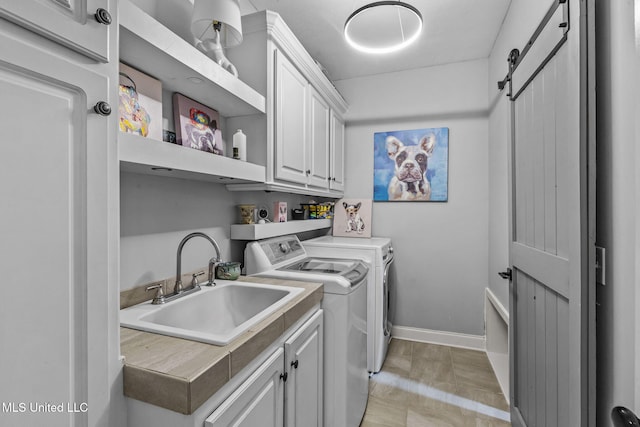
(238, 0), (512, 82)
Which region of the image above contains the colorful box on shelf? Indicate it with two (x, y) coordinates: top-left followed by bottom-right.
(301, 203), (333, 219)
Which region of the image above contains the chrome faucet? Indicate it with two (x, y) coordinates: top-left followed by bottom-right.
(174, 232), (222, 295)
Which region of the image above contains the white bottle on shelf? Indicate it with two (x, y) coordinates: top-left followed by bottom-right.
(233, 129), (247, 161)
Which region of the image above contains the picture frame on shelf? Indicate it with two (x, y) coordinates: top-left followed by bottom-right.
(118, 63), (163, 141)
(173, 93), (224, 156)
(333, 199), (372, 238)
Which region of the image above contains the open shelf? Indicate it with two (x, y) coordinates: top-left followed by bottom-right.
(119, 133), (266, 184)
(230, 219), (333, 240)
(119, 0), (265, 118)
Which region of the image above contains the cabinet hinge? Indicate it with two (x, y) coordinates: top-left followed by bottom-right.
(280, 372), (288, 382)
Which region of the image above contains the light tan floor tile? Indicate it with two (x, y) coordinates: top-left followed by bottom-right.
(370, 373), (417, 406)
(406, 402), (465, 427)
(412, 342), (452, 363)
(455, 386), (510, 413)
(451, 347), (494, 371)
(460, 416), (512, 427)
(453, 362), (503, 394)
(383, 352), (413, 374)
(388, 338), (413, 358)
(410, 357), (456, 385)
(361, 395), (408, 427)
(360, 340), (511, 427)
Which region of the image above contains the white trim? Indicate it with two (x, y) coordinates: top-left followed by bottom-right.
(391, 325), (486, 351)
(485, 287), (510, 402)
(485, 287), (509, 323)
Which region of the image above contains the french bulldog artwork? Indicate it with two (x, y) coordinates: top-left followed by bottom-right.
(343, 202), (365, 234)
(386, 134), (435, 201)
(373, 128), (449, 202)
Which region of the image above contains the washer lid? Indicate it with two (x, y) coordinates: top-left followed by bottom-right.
(279, 257), (368, 286)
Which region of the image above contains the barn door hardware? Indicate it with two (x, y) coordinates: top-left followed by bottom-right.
(496, 0), (570, 100)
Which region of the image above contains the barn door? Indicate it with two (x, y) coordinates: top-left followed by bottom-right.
(505, 0), (595, 426)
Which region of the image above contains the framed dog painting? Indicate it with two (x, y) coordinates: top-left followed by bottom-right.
(173, 93), (224, 156)
(332, 198), (372, 238)
(373, 127), (449, 202)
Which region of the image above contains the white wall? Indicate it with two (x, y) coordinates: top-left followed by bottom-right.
(120, 172), (329, 290)
(335, 59), (490, 336)
(595, 0), (640, 424)
(487, 0), (556, 309)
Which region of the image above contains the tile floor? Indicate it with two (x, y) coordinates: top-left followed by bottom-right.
(360, 339), (511, 427)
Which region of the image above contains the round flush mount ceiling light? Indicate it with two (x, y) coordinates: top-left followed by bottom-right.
(344, 1), (423, 54)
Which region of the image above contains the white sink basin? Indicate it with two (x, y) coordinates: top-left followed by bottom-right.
(120, 280), (304, 345)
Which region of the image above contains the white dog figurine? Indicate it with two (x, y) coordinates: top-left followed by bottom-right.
(195, 24), (239, 77)
(343, 202), (365, 234)
(386, 134), (436, 201)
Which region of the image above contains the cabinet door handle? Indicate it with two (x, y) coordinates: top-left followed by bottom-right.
(94, 8), (112, 25)
(279, 372), (288, 382)
(93, 101), (112, 116)
(306, 170), (311, 176)
(291, 360), (299, 369)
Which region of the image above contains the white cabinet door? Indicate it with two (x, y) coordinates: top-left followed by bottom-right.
(206, 348), (285, 427)
(307, 87), (330, 189)
(330, 112), (345, 192)
(0, 0), (111, 62)
(275, 50), (308, 185)
(0, 21), (113, 427)
(285, 310), (324, 427)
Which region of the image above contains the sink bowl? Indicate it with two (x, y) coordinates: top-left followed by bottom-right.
(120, 280), (304, 345)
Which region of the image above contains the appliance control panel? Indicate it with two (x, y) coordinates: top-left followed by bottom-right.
(260, 236), (304, 265)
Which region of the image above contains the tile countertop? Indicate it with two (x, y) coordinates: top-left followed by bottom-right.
(120, 276), (323, 415)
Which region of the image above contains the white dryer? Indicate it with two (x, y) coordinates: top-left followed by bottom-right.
(302, 236), (394, 373)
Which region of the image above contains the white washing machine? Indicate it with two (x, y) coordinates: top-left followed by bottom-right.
(302, 236), (394, 373)
(245, 235), (369, 427)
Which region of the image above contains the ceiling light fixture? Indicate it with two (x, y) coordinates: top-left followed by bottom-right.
(344, 1), (423, 54)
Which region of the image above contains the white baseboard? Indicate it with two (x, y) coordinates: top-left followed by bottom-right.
(391, 325), (486, 351)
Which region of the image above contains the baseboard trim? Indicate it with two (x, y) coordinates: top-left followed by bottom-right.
(391, 325), (486, 351)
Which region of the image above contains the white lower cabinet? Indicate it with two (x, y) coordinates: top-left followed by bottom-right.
(205, 310), (324, 427)
(284, 310), (324, 427)
(205, 349), (285, 427)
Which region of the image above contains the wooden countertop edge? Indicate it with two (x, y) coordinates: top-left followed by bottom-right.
(120, 276), (323, 414)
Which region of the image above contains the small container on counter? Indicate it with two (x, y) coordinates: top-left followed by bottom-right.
(215, 262), (241, 280)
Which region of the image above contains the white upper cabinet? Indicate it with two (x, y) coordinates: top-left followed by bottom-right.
(226, 11), (348, 198)
(308, 85), (331, 189)
(330, 112), (345, 191)
(0, 0), (112, 62)
(275, 50), (308, 185)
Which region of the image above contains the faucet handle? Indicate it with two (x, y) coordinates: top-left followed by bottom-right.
(146, 283), (165, 305)
(191, 271), (205, 287)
